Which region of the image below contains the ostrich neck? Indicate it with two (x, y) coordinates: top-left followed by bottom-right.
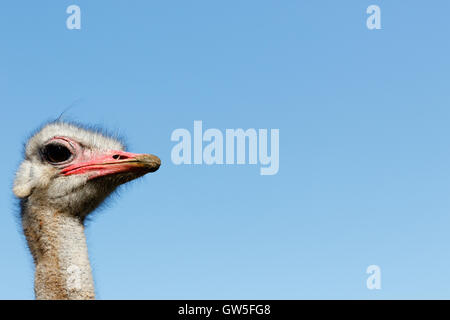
(22, 203), (95, 300)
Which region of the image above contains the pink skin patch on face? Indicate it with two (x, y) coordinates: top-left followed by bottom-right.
(45, 137), (160, 180)
(60, 150), (152, 179)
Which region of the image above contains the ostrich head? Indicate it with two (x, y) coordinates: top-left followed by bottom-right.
(13, 121), (160, 218)
(13, 121), (161, 300)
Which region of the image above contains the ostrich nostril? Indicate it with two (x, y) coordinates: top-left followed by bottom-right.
(112, 154), (129, 160)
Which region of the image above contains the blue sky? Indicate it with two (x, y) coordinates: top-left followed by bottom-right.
(1, 1), (450, 299)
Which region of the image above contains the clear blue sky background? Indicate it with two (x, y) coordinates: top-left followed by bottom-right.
(1, 1), (450, 299)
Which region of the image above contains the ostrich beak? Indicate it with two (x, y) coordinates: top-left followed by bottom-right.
(61, 150), (161, 179)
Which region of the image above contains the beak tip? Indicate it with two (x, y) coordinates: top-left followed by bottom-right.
(139, 154), (161, 173)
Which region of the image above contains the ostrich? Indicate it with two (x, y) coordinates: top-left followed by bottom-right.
(13, 121), (161, 300)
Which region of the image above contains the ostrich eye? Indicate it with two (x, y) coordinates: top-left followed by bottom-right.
(42, 143), (73, 163)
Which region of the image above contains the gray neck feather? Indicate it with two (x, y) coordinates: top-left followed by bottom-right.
(22, 203), (95, 300)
